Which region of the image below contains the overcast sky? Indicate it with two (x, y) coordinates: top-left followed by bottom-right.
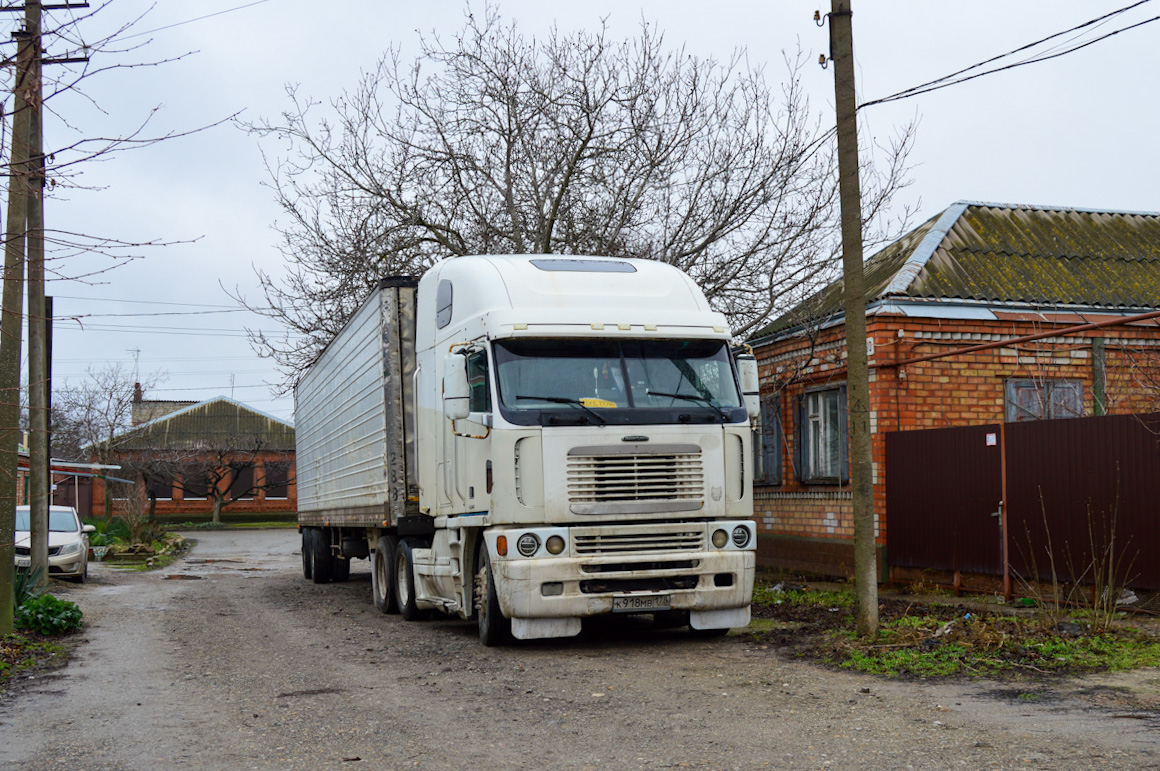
(17, 0), (1159, 423)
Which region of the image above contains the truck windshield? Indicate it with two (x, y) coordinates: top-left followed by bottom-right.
(493, 339), (745, 426)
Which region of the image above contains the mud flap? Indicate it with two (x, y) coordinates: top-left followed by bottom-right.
(511, 617), (582, 640)
(690, 607), (750, 630)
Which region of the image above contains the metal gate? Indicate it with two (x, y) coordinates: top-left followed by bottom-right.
(886, 412), (1160, 591)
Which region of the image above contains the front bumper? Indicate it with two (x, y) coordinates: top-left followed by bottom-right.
(491, 548), (755, 620)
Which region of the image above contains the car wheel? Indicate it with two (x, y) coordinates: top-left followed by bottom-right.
(301, 529), (313, 580)
(395, 539), (425, 621)
(372, 535), (399, 614)
(476, 547), (512, 647)
(311, 528), (332, 584)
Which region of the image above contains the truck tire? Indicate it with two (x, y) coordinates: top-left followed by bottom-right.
(301, 530), (314, 580)
(372, 535), (399, 614)
(311, 527), (333, 584)
(476, 548), (512, 646)
(395, 538), (425, 621)
(331, 556), (351, 583)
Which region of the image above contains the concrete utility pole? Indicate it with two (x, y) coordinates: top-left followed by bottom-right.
(0, 3), (37, 634)
(828, 0), (878, 636)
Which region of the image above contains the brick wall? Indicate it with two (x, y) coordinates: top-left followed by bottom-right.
(753, 312), (1160, 576)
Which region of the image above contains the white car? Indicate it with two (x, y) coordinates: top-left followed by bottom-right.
(14, 505), (95, 582)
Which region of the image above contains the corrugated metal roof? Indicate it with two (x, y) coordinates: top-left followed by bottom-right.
(751, 201), (1160, 342)
(111, 396), (295, 451)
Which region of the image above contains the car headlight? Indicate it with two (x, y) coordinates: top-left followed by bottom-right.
(58, 541), (82, 556)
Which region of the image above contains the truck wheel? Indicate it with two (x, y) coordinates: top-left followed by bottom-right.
(301, 530), (314, 580)
(331, 556), (351, 583)
(395, 539), (425, 621)
(476, 548), (512, 647)
(311, 528), (333, 584)
(372, 535), (399, 614)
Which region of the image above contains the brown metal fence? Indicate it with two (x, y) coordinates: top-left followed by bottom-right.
(886, 412), (1160, 591)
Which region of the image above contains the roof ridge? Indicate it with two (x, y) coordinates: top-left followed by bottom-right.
(880, 202), (968, 297)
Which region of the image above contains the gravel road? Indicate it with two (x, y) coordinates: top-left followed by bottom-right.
(2, 529), (1158, 770)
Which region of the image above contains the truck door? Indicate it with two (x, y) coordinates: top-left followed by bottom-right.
(451, 348), (493, 511)
(438, 346), (493, 512)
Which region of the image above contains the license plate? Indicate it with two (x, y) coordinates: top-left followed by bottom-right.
(15, 557), (30, 568)
(612, 594), (671, 613)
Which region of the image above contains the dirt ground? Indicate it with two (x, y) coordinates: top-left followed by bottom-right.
(2, 529), (1159, 770)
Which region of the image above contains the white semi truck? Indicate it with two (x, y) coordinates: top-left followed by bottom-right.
(295, 255), (760, 645)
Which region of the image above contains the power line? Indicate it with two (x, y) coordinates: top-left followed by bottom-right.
(119, 0), (275, 41)
(861, 1), (1159, 108)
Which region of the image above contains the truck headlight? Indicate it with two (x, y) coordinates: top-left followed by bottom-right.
(545, 535), (565, 555)
(711, 529), (729, 549)
(516, 533), (540, 557)
(732, 525), (751, 548)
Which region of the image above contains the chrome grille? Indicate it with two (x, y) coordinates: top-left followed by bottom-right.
(567, 447), (703, 506)
(572, 524), (704, 555)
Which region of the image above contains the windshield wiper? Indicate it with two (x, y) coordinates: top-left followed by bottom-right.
(515, 394), (607, 426)
(646, 390), (729, 422)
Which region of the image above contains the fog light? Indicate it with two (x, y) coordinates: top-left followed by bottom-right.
(546, 535), (565, 555)
(541, 582), (564, 596)
(731, 525), (751, 548)
(517, 533), (540, 557)
(711, 529), (728, 548)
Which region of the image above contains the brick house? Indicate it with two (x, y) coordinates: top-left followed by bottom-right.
(91, 395), (297, 520)
(748, 201), (1160, 577)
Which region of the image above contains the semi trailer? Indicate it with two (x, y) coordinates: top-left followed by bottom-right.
(295, 254), (760, 645)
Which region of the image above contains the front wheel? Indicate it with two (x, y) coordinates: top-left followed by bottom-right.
(372, 535), (399, 614)
(476, 548), (512, 646)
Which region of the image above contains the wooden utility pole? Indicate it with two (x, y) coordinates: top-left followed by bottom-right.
(828, 0), (878, 636)
(0, 5), (36, 634)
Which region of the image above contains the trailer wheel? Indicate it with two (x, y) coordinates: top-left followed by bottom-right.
(372, 535), (399, 614)
(331, 556), (351, 583)
(311, 527), (333, 584)
(301, 530), (314, 580)
(395, 539), (425, 621)
(476, 548), (512, 647)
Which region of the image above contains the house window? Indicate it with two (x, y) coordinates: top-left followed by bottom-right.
(264, 461), (291, 499)
(754, 393), (783, 485)
(229, 465), (256, 500)
(795, 386), (848, 483)
(181, 465), (210, 499)
(1004, 379), (1083, 422)
(145, 474), (173, 501)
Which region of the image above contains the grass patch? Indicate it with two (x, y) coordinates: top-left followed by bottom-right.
(747, 580), (1160, 680)
(0, 633), (70, 690)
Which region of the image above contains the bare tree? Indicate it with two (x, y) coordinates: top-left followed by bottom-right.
(52, 363), (165, 461)
(237, 7), (915, 382)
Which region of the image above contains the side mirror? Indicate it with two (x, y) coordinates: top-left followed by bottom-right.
(443, 352), (471, 420)
(735, 354), (761, 420)
(82, 524), (96, 534)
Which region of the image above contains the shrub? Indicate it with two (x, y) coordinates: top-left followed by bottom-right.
(15, 594), (83, 635)
(13, 566), (44, 608)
